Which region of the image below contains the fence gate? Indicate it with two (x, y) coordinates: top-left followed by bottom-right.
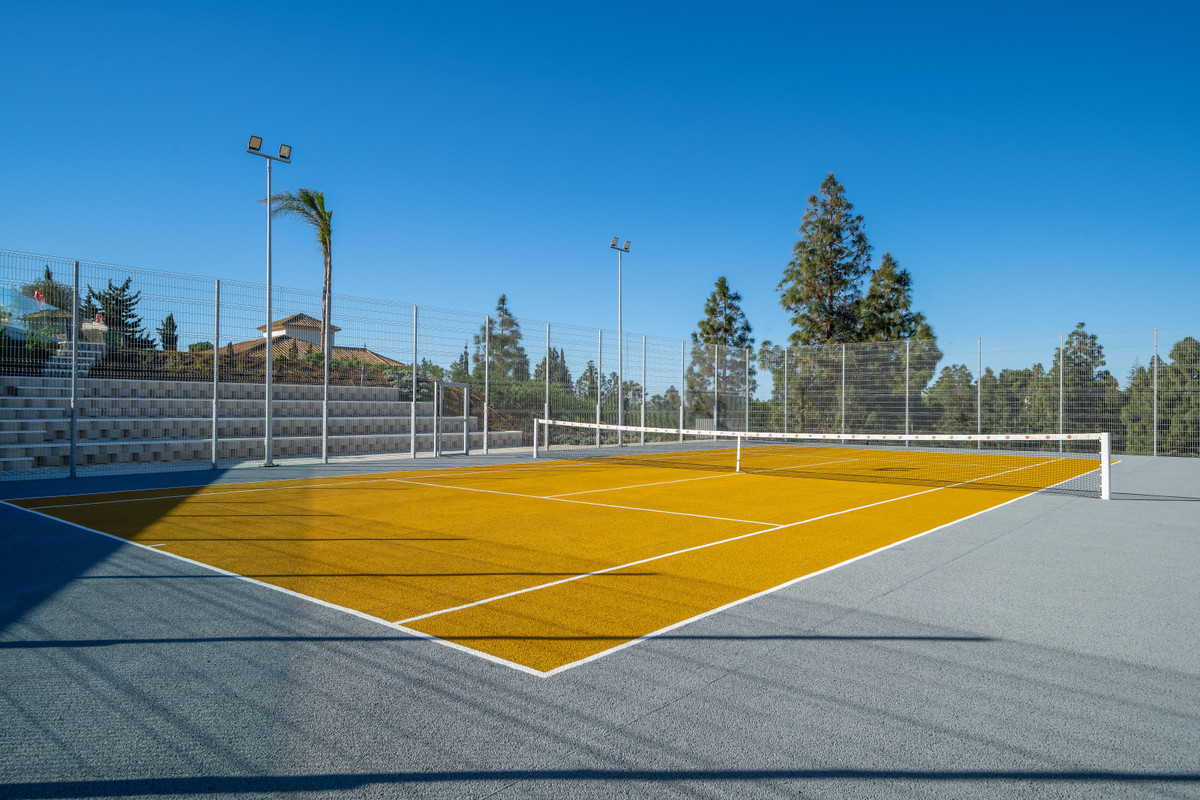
(434, 382), (471, 456)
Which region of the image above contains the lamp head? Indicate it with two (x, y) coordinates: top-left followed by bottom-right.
(278, 144), (291, 160)
(610, 237), (619, 248)
(623, 241), (631, 251)
(247, 136), (262, 152)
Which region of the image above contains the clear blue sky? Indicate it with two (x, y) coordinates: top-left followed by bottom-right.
(3, 0), (1197, 353)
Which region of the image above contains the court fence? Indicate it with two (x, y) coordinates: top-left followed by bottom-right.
(2, 248), (1196, 480)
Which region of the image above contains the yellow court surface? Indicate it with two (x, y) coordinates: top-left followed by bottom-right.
(9, 449), (1099, 675)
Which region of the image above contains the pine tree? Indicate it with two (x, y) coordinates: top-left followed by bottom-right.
(779, 172), (872, 345)
(858, 252), (933, 341)
(687, 276), (756, 427)
(81, 277), (155, 349)
(157, 313), (179, 351)
(472, 295), (529, 382)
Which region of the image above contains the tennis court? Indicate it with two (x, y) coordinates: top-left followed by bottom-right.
(7, 431), (1107, 675)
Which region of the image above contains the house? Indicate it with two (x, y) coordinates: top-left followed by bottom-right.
(213, 313), (405, 367)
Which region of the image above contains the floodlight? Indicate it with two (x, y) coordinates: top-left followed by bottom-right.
(623, 241), (631, 251)
(278, 144), (291, 160)
(248, 136), (262, 151)
(610, 237), (619, 247)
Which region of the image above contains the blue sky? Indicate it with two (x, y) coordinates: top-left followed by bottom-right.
(2, 0), (1197, 354)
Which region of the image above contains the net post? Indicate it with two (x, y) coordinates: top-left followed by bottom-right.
(1100, 432), (1111, 500)
(532, 415), (539, 459)
(736, 433), (741, 473)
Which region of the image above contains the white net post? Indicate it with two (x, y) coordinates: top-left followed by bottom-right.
(532, 413), (539, 458)
(735, 433), (742, 473)
(1101, 432), (1112, 500)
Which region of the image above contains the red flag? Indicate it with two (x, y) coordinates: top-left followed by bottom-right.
(95, 312), (103, 325)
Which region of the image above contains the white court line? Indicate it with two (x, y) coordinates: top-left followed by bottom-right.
(386, 478), (780, 526)
(395, 457), (1066, 628)
(2, 500), (547, 677)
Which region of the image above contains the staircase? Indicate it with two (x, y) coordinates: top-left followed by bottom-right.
(42, 340), (107, 379)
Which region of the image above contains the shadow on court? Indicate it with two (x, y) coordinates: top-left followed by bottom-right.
(0, 470), (234, 635)
(0, 632), (998, 649)
(3, 767), (1198, 797)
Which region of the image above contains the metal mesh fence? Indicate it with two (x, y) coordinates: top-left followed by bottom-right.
(2, 248), (1197, 480)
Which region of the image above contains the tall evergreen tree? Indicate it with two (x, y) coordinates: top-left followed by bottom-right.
(779, 172), (872, 345)
(858, 252), (933, 341)
(472, 295), (529, 382)
(81, 277), (155, 349)
(686, 276), (756, 426)
(534, 347), (572, 389)
(157, 313), (179, 352)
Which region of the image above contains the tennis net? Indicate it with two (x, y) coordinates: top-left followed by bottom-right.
(534, 419), (1112, 499)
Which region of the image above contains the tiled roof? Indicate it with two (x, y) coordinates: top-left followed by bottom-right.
(256, 313), (342, 333)
(207, 336), (404, 367)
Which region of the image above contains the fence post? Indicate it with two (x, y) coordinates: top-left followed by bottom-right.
(641, 335), (646, 444)
(744, 347), (750, 432)
(905, 338), (910, 443)
(841, 344), (846, 435)
(712, 344), (718, 437)
(1059, 332), (1065, 451)
(783, 346), (788, 434)
(596, 329), (602, 448)
(483, 314), (490, 455)
(977, 337), (982, 447)
(322, 297), (330, 465)
(1153, 328), (1158, 456)
(544, 322), (550, 423)
(411, 305), (418, 458)
(69, 260), (79, 478)
(679, 339), (685, 441)
(212, 279), (220, 468)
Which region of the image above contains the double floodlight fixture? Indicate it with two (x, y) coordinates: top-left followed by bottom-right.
(247, 135), (292, 163)
(610, 237), (630, 252)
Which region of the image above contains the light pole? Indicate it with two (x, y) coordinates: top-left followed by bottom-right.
(247, 136), (291, 467)
(610, 237), (630, 444)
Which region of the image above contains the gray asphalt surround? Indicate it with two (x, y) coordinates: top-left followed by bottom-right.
(1, 454), (1197, 799)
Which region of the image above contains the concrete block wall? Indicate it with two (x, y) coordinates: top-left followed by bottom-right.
(0, 376), (524, 475)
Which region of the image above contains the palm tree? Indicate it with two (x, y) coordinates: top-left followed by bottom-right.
(268, 188), (333, 355)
